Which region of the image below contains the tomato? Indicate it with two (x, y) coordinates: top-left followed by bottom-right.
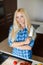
(13, 60), (18, 65)
(20, 62), (25, 65)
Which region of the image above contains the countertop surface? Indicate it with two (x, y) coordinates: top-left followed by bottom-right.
(31, 20), (43, 34)
(36, 26), (43, 34)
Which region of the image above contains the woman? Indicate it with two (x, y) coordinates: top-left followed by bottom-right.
(8, 8), (36, 59)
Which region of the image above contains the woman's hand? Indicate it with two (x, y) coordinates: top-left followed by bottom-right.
(25, 37), (31, 45)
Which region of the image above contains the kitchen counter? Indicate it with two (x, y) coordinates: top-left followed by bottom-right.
(0, 50), (43, 65)
(31, 20), (43, 34)
(36, 26), (43, 34)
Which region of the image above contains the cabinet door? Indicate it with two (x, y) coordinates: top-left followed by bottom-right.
(0, 24), (6, 42)
(32, 33), (43, 57)
(0, 0), (17, 42)
(4, 0), (17, 14)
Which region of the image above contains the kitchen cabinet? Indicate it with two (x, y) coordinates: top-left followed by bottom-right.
(32, 33), (43, 57)
(0, 0), (17, 42)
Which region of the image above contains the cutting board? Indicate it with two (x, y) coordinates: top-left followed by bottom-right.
(1, 57), (19, 65)
(1, 57), (43, 65)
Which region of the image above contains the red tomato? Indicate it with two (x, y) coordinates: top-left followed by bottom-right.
(13, 60), (18, 65)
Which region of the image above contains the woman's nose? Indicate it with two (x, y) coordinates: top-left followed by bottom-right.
(19, 17), (22, 21)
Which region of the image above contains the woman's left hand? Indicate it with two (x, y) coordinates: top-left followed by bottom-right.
(25, 37), (31, 45)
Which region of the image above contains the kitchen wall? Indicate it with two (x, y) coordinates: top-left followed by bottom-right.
(17, 0), (43, 26)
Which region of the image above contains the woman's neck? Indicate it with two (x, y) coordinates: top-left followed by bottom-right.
(20, 26), (26, 31)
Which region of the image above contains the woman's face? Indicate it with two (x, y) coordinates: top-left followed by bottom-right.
(16, 12), (25, 29)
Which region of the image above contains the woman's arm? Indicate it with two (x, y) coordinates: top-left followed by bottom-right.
(11, 37), (31, 48)
(12, 44), (32, 50)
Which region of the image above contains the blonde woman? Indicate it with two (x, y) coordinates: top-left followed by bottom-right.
(8, 8), (36, 59)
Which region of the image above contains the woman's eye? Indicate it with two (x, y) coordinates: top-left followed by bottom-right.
(16, 16), (19, 19)
(21, 16), (23, 17)
(16, 16), (23, 19)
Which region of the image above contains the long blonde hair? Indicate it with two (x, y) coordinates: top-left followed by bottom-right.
(11, 8), (31, 41)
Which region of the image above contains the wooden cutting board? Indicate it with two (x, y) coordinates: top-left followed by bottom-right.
(1, 56), (43, 65)
(1, 57), (19, 65)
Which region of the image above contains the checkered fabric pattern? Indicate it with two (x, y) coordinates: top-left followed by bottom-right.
(8, 26), (35, 59)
